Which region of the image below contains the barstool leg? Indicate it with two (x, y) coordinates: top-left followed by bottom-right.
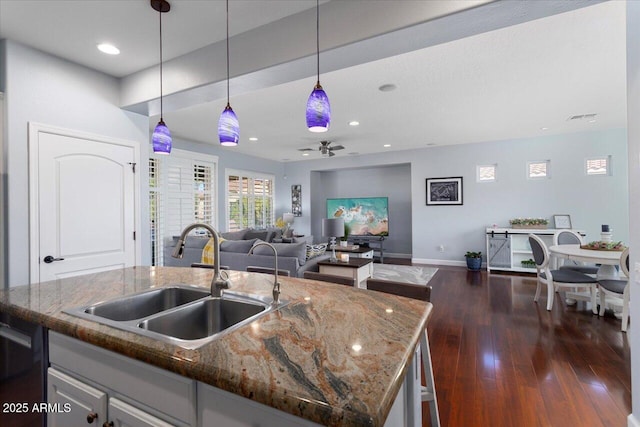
(421, 330), (440, 427)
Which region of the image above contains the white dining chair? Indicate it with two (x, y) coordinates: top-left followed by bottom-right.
(529, 234), (598, 313)
(552, 230), (599, 274)
(598, 248), (630, 332)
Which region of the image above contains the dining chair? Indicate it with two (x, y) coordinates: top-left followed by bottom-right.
(529, 234), (598, 313)
(246, 266), (291, 276)
(302, 271), (355, 286)
(552, 230), (599, 274)
(598, 248), (630, 332)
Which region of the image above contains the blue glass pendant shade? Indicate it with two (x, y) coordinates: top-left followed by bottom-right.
(152, 119), (172, 154)
(306, 83), (330, 132)
(218, 103), (239, 146)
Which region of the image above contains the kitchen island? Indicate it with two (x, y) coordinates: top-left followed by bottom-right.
(0, 266), (432, 426)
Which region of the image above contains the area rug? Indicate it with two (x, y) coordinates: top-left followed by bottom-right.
(372, 264), (438, 286)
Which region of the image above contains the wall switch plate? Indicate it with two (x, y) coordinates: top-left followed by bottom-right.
(438, 245), (445, 252)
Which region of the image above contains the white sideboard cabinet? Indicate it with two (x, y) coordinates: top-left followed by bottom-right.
(485, 228), (584, 273)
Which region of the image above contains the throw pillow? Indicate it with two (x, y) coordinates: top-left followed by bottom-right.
(306, 243), (327, 260)
(252, 241), (307, 266)
(201, 237), (226, 264)
(245, 229), (269, 241)
(220, 238), (258, 253)
(220, 228), (249, 240)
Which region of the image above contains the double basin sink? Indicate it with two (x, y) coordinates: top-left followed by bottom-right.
(65, 285), (286, 349)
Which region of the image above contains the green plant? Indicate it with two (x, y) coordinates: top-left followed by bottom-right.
(341, 223), (351, 241)
(465, 251), (482, 258)
(509, 217), (548, 226)
(521, 259), (536, 268)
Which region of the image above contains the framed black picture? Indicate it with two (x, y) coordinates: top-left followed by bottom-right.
(426, 177), (463, 206)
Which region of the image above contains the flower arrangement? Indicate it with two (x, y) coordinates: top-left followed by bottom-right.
(582, 241), (626, 251)
(509, 218), (548, 229)
(509, 218), (548, 226)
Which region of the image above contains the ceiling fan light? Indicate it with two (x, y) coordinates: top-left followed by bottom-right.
(218, 104), (239, 146)
(152, 119), (172, 154)
(306, 84), (331, 132)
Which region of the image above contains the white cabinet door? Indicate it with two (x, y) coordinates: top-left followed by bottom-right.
(108, 398), (176, 427)
(47, 368), (107, 427)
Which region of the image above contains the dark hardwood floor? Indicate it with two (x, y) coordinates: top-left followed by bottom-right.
(416, 264), (631, 427)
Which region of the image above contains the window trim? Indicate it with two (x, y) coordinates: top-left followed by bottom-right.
(149, 149), (218, 266)
(585, 155), (612, 176)
(527, 159), (551, 180)
(225, 168), (276, 231)
(476, 164), (497, 183)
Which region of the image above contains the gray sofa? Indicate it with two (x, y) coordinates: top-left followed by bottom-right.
(163, 233), (329, 278)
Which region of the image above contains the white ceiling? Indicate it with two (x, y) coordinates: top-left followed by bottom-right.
(0, 1), (626, 162)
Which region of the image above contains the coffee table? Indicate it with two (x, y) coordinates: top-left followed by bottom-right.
(317, 258), (374, 289)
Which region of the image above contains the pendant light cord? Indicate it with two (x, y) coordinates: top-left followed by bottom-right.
(159, 7), (164, 120)
(226, 0), (230, 106)
(316, 0), (320, 85)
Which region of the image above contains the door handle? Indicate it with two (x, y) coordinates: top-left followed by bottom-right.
(43, 255), (65, 263)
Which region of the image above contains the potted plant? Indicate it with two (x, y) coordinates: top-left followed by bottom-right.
(465, 251), (482, 271)
(509, 217), (549, 229)
(340, 223), (351, 247)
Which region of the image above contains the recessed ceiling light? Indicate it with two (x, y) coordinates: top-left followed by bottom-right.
(302, 153), (310, 156)
(348, 121), (360, 126)
(97, 43), (120, 55)
(540, 127), (549, 131)
(348, 152), (359, 155)
(426, 143), (436, 146)
(249, 137), (258, 142)
(383, 144), (391, 148)
(378, 84), (397, 92)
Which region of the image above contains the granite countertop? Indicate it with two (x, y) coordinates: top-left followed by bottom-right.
(0, 266), (431, 426)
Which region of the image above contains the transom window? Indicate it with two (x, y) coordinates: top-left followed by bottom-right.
(527, 160), (550, 179)
(586, 156), (611, 176)
(477, 164), (497, 182)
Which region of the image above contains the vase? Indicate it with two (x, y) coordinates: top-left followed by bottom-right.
(466, 257), (482, 271)
(511, 224), (547, 229)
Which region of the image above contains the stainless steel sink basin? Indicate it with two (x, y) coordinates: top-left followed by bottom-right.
(138, 294), (268, 341)
(83, 286), (210, 321)
(64, 286), (286, 349)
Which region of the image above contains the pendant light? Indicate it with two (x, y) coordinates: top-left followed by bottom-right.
(218, 0), (239, 146)
(306, 0), (330, 133)
(151, 0), (172, 154)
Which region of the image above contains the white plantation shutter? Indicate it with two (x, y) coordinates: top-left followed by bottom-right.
(149, 150), (217, 266)
(226, 169), (275, 231)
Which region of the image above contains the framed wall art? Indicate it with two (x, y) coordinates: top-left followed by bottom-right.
(426, 177), (463, 206)
(553, 214), (572, 229)
(291, 184), (302, 216)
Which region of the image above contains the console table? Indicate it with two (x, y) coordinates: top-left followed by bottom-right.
(486, 227), (585, 273)
(318, 258), (374, 288)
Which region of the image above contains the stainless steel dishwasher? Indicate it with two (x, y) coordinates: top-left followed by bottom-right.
(0, 312), (47, 427)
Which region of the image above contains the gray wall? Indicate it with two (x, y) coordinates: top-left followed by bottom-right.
(284, 128), (628, 264)
(309, 164), (412, 256)
(626, 2), (639, 423)
(2, 40), (149, 286)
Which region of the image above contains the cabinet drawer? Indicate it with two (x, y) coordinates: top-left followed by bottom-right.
(49, 332), (196, 426)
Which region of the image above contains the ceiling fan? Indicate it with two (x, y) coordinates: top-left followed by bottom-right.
(298, 140), (345, 157)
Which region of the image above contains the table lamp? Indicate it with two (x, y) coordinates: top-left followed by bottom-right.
(283, 212), (295, 233)
(322, 218), (345, 262)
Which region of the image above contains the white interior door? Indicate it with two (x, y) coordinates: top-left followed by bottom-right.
(30, 124), (138, 283)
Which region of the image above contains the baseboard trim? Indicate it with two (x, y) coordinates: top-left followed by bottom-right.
(412, 258), (486, 268)
(629, 413), (640, 427)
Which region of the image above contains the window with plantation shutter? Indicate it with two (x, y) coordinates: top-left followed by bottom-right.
(586, 156), (611, 176)
(527, 160), (550, 179)
(226, 169), (275, 232)
(149, 150), (218, 266)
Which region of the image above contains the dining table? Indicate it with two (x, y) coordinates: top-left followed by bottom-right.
(548, 244), (624, 280)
